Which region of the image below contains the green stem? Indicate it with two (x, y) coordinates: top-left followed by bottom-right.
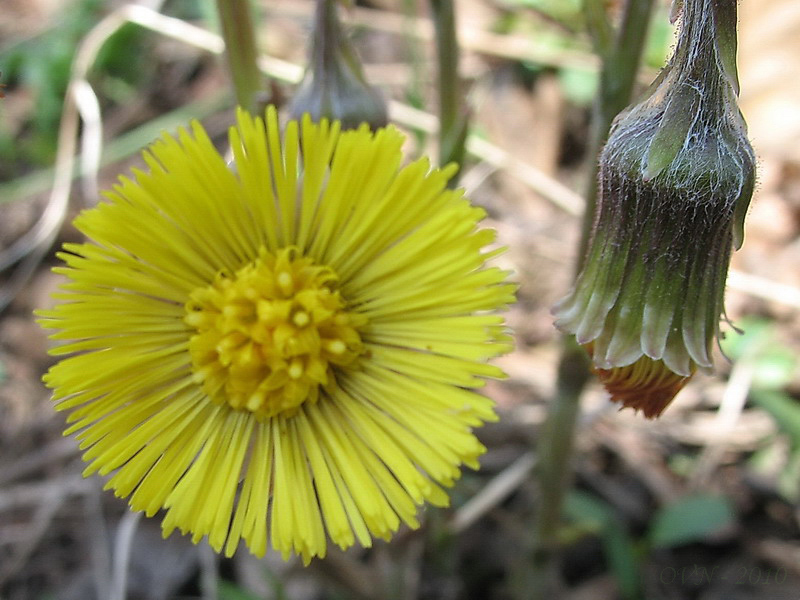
(583, 0), (613, 59)
(525, 2), (657, 597)
(524, 338), (590, 600)
(579, 0), (656, 272)
(430, 0), (467, 180)
(402, 0), (426, 110)
(215, 0), (264, 113)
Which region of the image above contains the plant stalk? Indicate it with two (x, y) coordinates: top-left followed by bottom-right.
(525, 2), (657, 597)
(523, 337), (590, 600)
(215, 0), (264, 113)
(430, 0), (467, 181)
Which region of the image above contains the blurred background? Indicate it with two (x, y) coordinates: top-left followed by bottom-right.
(1, 1), (799, 598)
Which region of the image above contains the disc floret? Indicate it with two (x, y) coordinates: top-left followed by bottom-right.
(185, 246), (365, 419)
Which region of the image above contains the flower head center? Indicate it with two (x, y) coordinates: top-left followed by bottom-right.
(184, 247), (365, 419)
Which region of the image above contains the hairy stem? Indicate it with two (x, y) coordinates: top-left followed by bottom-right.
(215, 0), (264, 113)
(430, 0), (467, 181)
(523, 338), (590, 600)
(525, 2), (657, 597)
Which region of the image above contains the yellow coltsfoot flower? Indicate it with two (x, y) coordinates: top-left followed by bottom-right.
(37, 106), (514, 563)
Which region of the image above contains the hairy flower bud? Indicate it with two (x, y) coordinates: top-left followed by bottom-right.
(289, 0), (388, 130)
(554, 0), (755, 418)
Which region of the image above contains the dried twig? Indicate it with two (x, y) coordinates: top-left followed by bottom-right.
(0, 474), (93, 584)
(97, 7), (585, 216)
(0, 437), (78, 486)
(74, 80), (103, 205)
(198, 544), (220, 600)
(727, 268), (800, 310)
(450, 451), (536, 533)
(110, 511), (142, 600)
(84, 481), (112, 600)
(0, 1), (167, 312)
(263, 0), (599, 71)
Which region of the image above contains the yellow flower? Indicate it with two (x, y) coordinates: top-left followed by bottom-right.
(37, 106), (514, 563)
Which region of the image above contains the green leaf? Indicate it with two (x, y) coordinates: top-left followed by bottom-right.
(217, 581), (263, 600)
(565, 492), (641, 599)
(649, 495), (734, 548)
(719, 318), (797, 390)
(719, 317), (769, 359)
(751, 389), (800, 447)
(753, 350), (796, 391)
(558, 67), (598, 105)
(778, 449), (800, 502)
(506, 0), (583, 26)
(643, 5), (675, 69)
(565, 490), (613, 529)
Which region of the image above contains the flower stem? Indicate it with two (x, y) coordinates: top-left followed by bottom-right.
(430, 0), (468, 181)
(215, 0), (264, 113)
(524, 2), (657, 597)
(523, 338), (590, 600)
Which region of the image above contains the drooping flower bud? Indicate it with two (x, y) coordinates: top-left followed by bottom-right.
(288, 0), (388, 130)
(554, 0), (755, 418)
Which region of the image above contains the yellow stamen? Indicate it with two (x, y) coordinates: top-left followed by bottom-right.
(288, 359), (304, 379)
(326, 340), (346, 355)
(277, 272), (293, 295)
(185, 247), (365, 419)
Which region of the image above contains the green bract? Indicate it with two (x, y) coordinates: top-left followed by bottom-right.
(289, 0), (388, 130)
(554, 0), (755, 417)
